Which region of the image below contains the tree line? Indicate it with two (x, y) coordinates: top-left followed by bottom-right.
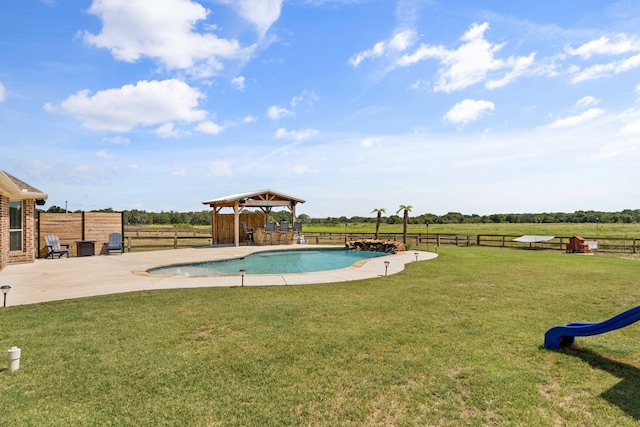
(41, 205), (640, 226)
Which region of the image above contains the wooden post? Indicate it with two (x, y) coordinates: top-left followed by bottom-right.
(233, 203), (240, 247)
(212, 208), (218, 244)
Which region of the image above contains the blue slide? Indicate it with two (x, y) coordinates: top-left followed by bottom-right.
(544, 305), (640, 349)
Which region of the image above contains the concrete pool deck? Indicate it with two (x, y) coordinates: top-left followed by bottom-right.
(1, 245), (437, 307)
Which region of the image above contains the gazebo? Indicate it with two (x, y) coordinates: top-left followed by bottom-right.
(202, 189), (305, 247)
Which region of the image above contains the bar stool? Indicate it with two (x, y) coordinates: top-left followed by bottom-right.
(278, 221), (289, 244)
(263, 221), (275, 245)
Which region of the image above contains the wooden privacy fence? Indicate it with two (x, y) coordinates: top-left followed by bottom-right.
(38, 212), (124, 257)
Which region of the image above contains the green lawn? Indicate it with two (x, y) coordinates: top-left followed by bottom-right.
(2, 246), (640, 425)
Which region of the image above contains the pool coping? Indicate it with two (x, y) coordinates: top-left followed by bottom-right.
(1, 245), (438, 307)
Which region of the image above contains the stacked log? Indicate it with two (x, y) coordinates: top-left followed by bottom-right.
(346, 240), (406, 253)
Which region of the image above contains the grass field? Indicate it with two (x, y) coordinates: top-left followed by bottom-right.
(132, 222), (640, 238)
(303, 222), (640, 239)
(2, 245), (640, 425)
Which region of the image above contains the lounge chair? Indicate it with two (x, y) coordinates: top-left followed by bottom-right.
(241, 222), (254, 245)
(45, 234), (70, 258)
(104, 233), (124, 255)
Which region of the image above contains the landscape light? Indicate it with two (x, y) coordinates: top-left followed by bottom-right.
(239, 269), (246, 287)
(1, 285), (11, 308)
(415, 252), (419, 261)
(384, 261), (390, 276)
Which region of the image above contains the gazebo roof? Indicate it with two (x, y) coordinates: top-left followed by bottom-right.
(0, 169), (48, 202)
(202, 189), (305, 209)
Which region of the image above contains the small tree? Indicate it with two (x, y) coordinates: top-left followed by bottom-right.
(397, 205), (413, 244)
(371, 208), (386, 240)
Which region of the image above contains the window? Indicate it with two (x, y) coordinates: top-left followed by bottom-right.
(10, 200), (22, 251)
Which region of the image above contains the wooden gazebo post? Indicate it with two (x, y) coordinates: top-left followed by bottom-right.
(233, 202), (240, 247)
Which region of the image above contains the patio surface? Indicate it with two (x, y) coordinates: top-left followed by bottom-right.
(1, 245), (437, 307)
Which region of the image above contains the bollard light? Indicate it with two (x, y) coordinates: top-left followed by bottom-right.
(1, 285), (11, 308)
(414, 252), (419, 261)
(384, 261), (390, 276)
(239, 269), (246, 287)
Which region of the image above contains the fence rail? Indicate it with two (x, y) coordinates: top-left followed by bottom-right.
(121, 227), (640, 254)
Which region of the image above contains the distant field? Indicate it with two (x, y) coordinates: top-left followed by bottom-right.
(128, 223), (640, 239)
(296, 222), (640, 239)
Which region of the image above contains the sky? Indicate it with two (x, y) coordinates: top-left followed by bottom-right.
(2, 0), (640, 218)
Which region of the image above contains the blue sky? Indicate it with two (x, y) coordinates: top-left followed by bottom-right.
(2, 0), (640, 217)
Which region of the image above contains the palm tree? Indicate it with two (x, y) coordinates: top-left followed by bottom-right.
(371, 208), (386, 240)
(397, 205), (413, 244)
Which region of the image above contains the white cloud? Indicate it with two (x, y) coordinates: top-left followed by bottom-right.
(290, 165), (319, 174)
(397, 22), (536, 92)
(620, 108), (640, 135)
(409, 79), (429, 90)
(443, 99), (495, 125)
(194, 120), (225, 135)
(571, 53), (640, 83)
(349, 29), (417, 67)
(172, 168), (187, 176)
(218, 0), (282, 37)
(547, 108), (604, 128)
(360, 137), (379, 148)
(290, 90), (319, 107)
(231, 76), (246, 90)
(485, 53), (536, 89)
(274, 128), (319, 140)
(103, 135), (130, 145)
(576, 96), (599, 108)
(267, 105), (294, 119)
(620, 120), (640, 136)
(82, 0), (254, 77)
(208, 160), (232, 176)
(96, 149), (113, 158)
(0, 82), (5, 101)
(50, 79), (207, 132)
(155, 122), (182, 138)
(566, 34), (640, 59)
(242, 115), (257, 123)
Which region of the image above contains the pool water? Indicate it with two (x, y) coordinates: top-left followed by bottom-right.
(147, 248), (388, 276)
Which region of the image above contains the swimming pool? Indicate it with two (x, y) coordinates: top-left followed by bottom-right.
(147, 248), (388, 277)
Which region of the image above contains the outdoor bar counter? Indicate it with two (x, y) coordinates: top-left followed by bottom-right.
(252, 227), (294, 246)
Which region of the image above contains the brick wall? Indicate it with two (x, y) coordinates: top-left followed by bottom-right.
(0, 195), (8, 271)
(0, 197), (37, 270)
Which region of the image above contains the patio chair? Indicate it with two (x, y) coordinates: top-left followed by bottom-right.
(241, 222), (254, 245)
(45, 234), (70, 258)
(278, 221), (289, 244)
(263, 221), (276, 245)
(104, 233), (124, 255)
